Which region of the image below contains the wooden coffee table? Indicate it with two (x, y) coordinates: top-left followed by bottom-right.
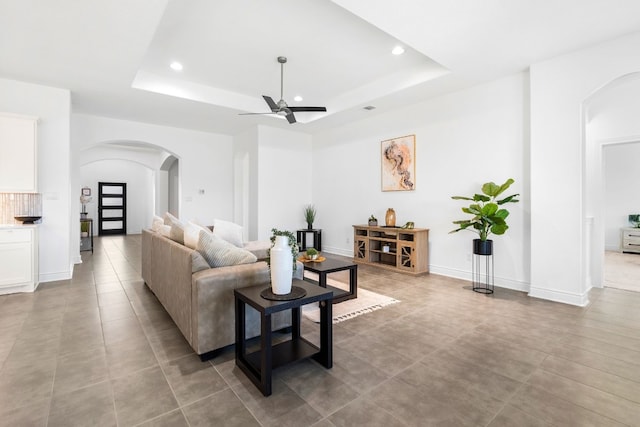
(234, 280), (333, 396)
(302, 258), (357, 303)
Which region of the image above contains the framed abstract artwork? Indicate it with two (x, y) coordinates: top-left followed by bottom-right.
(381, 135), (415, 191)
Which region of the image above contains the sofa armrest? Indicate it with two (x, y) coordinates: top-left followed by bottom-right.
(191, 261), (275, 354)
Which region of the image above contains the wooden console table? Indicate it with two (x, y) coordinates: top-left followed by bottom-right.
(353, 225), (429, 275)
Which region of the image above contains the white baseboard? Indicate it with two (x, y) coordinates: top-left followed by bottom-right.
(528, 286), (590, 307)
(430, 265), (530, 293)
(39, 269), (72, 283)
(321, 246), (352, 257)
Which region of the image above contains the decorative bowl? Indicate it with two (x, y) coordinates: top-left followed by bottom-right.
(14, 216), (42, 224)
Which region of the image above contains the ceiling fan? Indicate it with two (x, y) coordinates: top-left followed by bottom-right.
(240, 56), (326, 124)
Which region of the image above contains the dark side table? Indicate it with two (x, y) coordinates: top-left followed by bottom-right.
(296, 229), (322, 251)
(234, 279), (333, 396)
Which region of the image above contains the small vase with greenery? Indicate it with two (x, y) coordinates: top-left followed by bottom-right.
(304, 204), (316, 230)
(305, 247), (319, 260)
(449, 178), (519, 253)
(267, 228), (299, 270)
(368, 215), (377, 226)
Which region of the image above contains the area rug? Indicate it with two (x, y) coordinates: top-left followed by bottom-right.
(301, 271), (400, 324)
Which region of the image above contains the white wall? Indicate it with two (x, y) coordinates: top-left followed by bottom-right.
(0, 78), (72, 282)
(256, 125), (313, 241)
(312, 73), (528, 291)
(72, 114), (234, 228)
(79, 159), (154, 234)
(530, 31), (640, 305)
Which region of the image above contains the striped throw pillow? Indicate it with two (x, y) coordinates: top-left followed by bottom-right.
(196, 230), (256, 268)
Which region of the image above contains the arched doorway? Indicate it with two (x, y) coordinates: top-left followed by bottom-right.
(583, 71), (640, 291)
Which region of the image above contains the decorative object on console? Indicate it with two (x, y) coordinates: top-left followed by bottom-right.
(449, 178), (519, 294)
(385, 208), (396, 227)
(368, 215), (377, 226)
(629, 214), (640, 228)
(381, 135), (415, 191)
(401, 221), (415, 229)
(304, 204), (316, 230)
(80, 187), (92, 219)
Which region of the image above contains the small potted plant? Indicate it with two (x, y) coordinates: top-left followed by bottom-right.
(368, 215), (378, 226)
(304, 204), (316, 230)
(306, 247), (319, 260)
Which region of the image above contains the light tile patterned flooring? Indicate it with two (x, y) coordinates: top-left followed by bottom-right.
(1, 235), (640, 426)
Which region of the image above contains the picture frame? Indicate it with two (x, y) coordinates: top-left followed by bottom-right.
(381, 135), (415, 191)
(81, 187), (91, 196)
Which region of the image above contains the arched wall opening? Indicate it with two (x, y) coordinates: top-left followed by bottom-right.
(78, 140), (181, 234)
(582, 71), (640, 289)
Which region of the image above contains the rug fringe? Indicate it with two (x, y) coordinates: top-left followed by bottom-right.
(332, 299), (400, 323)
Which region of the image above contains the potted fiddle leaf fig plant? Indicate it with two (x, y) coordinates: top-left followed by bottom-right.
(449, 178), (519, 255)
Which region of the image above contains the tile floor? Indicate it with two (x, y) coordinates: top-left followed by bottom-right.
(1, 235), (640, 426)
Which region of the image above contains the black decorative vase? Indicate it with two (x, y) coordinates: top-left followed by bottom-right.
(473, 239), (493, 256)
(307, 223), (313, 230)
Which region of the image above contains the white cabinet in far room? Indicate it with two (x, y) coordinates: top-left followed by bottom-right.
(622, 227), (640, 254)
(0, 227), (38, 294)
(0, 113), (38, 192)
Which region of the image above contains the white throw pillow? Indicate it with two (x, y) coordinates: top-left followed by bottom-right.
(197, 230), (256, 268)
(212, 219), (244, 248)
(151, 215), (164, 232)
(184, 221), (211, 249)
(164, 212), (185, 244)
(159, 224), (172, 238)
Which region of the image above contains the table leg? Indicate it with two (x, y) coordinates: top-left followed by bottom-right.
(234, 297), (246, 361)
(313, 299), (332, 368)
(292, 307), (301, 340)
(260, 313), (273, 396)
(350, 265), (358, 299)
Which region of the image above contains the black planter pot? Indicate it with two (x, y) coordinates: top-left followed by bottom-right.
(473, 239), (493, 256)
(307, 223), (313, 230)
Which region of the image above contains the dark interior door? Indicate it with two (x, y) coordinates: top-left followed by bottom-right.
(98, 182), (127, 235)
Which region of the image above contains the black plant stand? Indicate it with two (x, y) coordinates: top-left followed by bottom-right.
(472, 239), (494, 294)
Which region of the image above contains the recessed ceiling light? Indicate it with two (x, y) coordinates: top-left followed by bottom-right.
(170, 61), (183, 71)
(391, 46), (405, 55)
(294, 95), (303, 102)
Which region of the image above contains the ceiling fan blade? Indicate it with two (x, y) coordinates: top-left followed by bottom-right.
(238, 112), (276, 116)
(286, 112), (297, 124)
(262, 96), (278, 112)
(288, 106), (327, 112)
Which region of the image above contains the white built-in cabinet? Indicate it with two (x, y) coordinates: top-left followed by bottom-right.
(0, 226), (38, 294)
(0, 113), (38, 192)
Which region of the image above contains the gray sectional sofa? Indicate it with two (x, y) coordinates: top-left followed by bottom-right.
(141, 229), (298, 357)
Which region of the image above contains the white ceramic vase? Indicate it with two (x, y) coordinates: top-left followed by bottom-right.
(270, 235), (293, 294)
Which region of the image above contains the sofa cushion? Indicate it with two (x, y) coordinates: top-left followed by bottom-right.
(184, 221), (211, 250)
(159, 224), (172, 238)
(151, 215), (164, 232)
(191, 251), (210, 273)
(164, 212), (185, 244)
(212, 219), (243, 247)
(243, 240), (272, 260)
(197, 230), (256, 268)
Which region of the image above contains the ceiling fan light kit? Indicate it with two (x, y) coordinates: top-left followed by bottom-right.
(240, 56), (327, 124)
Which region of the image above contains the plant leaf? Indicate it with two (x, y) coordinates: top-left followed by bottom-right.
(497, 193), (520, 205)
(451, 196), (474, 201)
(481, 203), (498, 216)
(491, 223), (508, 235)
(473, 194), (491, 202)
(482, 182), (500, 197)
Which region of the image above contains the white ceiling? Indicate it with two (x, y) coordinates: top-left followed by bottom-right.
(2, 0), (640, 135)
